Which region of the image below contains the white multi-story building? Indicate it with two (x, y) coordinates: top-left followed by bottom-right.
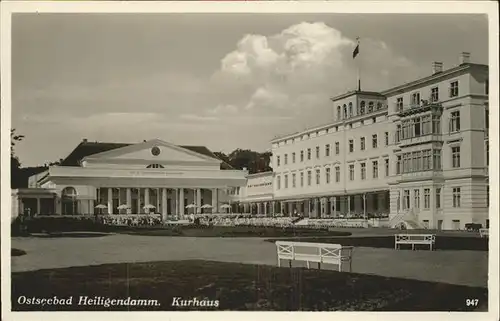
(236, 52), (489, 230)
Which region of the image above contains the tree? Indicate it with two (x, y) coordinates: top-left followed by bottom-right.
(218, 149), (273, 174)
(11, 129), (25, 188)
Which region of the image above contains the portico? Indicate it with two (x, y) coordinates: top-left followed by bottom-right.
(16, 139), (248, 221)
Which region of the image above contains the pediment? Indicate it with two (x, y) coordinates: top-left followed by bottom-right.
(83, 139), (221, 164)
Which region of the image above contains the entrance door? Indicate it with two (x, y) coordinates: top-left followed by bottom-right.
(437, 220), (443, 230)
(452, 220), (460, 230)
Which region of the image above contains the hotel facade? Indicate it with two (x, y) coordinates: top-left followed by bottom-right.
(14, 53), (489, 230)
(234, 52), (490, 230)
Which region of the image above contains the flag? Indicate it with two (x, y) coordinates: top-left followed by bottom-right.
(353, 37), (360, 59)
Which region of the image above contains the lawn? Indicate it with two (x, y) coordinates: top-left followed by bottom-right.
(116, 225), (351, 237)
(11, 260), (487, 311)
(266, 235), (489, 251)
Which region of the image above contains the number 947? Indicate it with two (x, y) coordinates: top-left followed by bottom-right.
(466, 299), (479, 307)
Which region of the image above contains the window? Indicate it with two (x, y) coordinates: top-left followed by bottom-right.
(403, 190), (410, 210)
(432, 115), (441, 134)
(414, 189), (420, 209)
(452, 146), (461, 168)
(307, 171), (312, 186)
(396, 125), (402, 143)
(277, 176), (281, 190)
(372, 161), (379, 179)
(422, 115), (431, 135)
(335, 166), (340, 182)
(292, 152), (296, 163)
(300, 172), (304, 187)
(326, 168), (331, 184)
(424, 189), (430, 209)
(146, 164), (164, 168)
(337, 106), (341, 120)
(372, 134), (378, 148)
(449, 81), (459, 97)
(450, 111), (460, 132)
(385, 132), (389, 146)
(485, 79), (489, 95)
(411, 92), (421, 106)
(423, 149), (432, 170)
(349, 164), (355, 181)
(307, 148), (311, 160)
(436, 188), (441, 209)
(361, 163), (366, 180)
(396, 97), (404, 111)
(316, 169), (321, 185)
(349, 102), (353, 117)
(372, 117), (377, 123)
(433, 149), (442, 170)
(335, 142), (340, 155)
(349, 123), (353, 129)
(300, 150), (304, 162)
(325, 144), (330, 157)
(360, 137), (366, 151)
(360, 101), (366, 114)
(349, 140), (354, 153)
(377, 102), (383, 110)
(316, 146), (320, 159)
(368, 102), (374, 113)
(414, 117), (421, 137)
(384, 158), (389, 176)
(277, 156), (280, 167)
(343, 104), (348, 119)
(486, 141), (489, 166)
(396, 155), (402, 174)
(284, 154), (288, 165)
(284, 175), (288, 189)
(431, 87), (439, 102)
(452, 187), (461, 207)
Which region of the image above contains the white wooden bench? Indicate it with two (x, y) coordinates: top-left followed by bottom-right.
(395, 234), (436, 251)
(275, 241), (354, 272)
(479, 228), (489, 238)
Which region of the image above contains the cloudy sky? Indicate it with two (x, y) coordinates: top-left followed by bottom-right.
(11, 13), (488, 167)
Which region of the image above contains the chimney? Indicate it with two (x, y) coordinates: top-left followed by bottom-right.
(432, 62), (443, 74)
(82, 138), (88, 143)
(460, 52), (471, 65)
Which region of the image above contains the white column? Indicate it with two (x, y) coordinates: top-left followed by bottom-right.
(162, 188), (168, 221)
(314, 198), (319, 218)
(363, 194), (367, 219)
(126, 188), (132, 214)
(347, 195), (351, 216)
(36, 198), (41, 215)
(196, 188), (202, 213)
(212, 189), (217, 214)
(107, 188), (113, 214)
(179, 188), (185, 219)
(145, 188), (150, 213)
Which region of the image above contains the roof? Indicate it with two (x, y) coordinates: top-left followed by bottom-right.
(60, 140), (234, 170)
(382, 62), (488, 96)
(330, 90), (385, 102)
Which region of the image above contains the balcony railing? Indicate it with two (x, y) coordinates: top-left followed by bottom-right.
(396, 99), (443, 117)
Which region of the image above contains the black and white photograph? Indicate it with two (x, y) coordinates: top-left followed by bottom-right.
(1, 1), (498, 319)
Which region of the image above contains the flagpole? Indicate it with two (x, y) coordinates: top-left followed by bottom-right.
(356, 37), (361, 91)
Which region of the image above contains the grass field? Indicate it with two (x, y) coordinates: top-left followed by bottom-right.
(11, 260), (487, 311)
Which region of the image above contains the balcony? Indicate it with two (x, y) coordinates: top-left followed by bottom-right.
(396, 100), (443, 117)
(396, 133), (444, 148)
(390, 170), (444, 184)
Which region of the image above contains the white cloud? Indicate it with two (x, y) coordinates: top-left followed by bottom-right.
(179, 114), (219, 122)
(208, 104), (239, 115)
(211, 21), (419, 128)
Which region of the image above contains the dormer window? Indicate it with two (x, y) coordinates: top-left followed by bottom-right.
(348, 102), (353, 117)
(146, 164), (164, 169)
(368, 102), (374, 113)
(360, 101), (366, 114)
